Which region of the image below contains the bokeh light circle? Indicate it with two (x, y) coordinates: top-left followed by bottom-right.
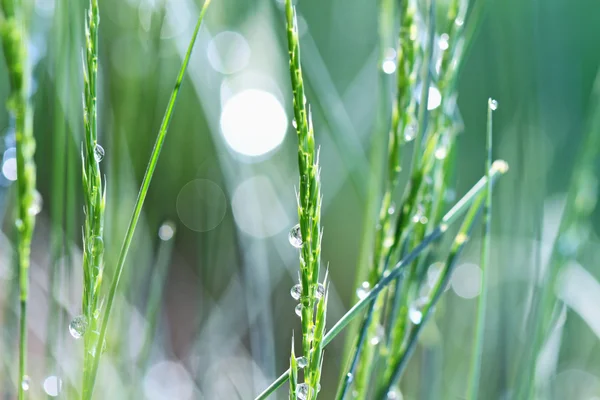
(176, 179), (227, 232)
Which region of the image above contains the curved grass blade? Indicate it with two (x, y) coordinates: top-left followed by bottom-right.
(82, 1), (213, 398)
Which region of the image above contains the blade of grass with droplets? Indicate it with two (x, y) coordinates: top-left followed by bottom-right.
(378, 162), (508, 398)
(284, 0), (326, 397)
(255, 163), (508, 400)
(82, 1), (212, 398)
(466, 98), (496, 400)
(350, 2), (436, 396)
(79, 0), (107, 391)
(0, 1), (37, 397)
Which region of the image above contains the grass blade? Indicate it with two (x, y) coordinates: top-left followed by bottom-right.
(466, 98), (497, 399)
(82, 1), (212, 397)
(0, 1), (37, 397)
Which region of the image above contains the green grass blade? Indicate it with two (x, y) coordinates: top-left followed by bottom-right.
(0, 1), (37, 398)
(466, 98), (497, 400)
(255, 163), (508, 400)
(82, 1), (212, 398)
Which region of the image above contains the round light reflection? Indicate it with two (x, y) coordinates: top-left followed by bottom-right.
(207, 31), (251, 75)
(451, 263), (482, 299)
(220, 89), (287, 157)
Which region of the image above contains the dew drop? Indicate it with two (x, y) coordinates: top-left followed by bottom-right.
(21, 375), (31, 391)
(88, 236), (104, 256)
(297, 383), (309, 400)
(158, 221), (176, 241)
(346, 372), (354, 383)
(488, 98), (498, 111)
(434, 146), (448, 160)
(292, 119), (298, 129)
(291, 283), (302, 301)
(412, 205), (426, 224)
(297, 356), (308, 369)
(28, 190), (43, 216)
(404, 124), (416, 142)
(387, 387), (403, 399)
(295, 303), (303, 318)
(388, 202), (396, 215)
(409, 298), (428, 325)
(455, 17), (464, 27)
(93, 144), (105, 162)
(316, 283), (325, 299)
(356, 281), (370, 300)
(438, 33), (449, 51)
(15, 218), (23, 230)
(69, 315), (88, 339)
(370, 324), (385, 346)
(289, 224), (303, 249)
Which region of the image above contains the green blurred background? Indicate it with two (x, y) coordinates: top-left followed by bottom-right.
(0, 0), (599, 398)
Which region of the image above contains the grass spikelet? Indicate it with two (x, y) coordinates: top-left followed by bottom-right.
(79, 0), (105, 394)
(0, 1), (37, 398)
(284, 0), (326, 397)
(81, 1), (213, 398)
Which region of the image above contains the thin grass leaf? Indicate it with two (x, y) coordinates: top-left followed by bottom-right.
(290, 334), (298, 400)
(466, 98), (497, 399)
(0, 1), (37, 397)
(82, 1), (212, 398)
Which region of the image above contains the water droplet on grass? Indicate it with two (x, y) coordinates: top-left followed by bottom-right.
(69, 315), (88, 339)
(158, 221), (176, 241)
(488, 98), (498, 111)
(434, 146), (448, 160)
(291, 284), (302, 300)
(94, 144), (105, 162)
(297, 356), (308, 368)
(387, 387), (403, 399)
(289, 224), (303, 248)
(409, 298), (428, 325)
(370, 325), (384, 345)
(316, 283), (325, 299)
(297, 383), (309, 400)
(346, 372), (354, 383)
(88, 236), (104, 256)
(295, 303), (303, 318)
(21, 375), (31, 391)
(438, 33), (449, 50)
(29, 190), (43, 215)
(356, 281), (370, 299)
(404, 124), (416, 142)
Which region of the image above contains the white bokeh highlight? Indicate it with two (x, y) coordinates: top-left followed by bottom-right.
(451, 263), (482, 299)
(207, 31), (251, 75)
(231, 175), (289, 238)
(220, 89), (288, 157)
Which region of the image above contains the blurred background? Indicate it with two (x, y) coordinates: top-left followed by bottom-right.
(0, 0), (600, 398)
